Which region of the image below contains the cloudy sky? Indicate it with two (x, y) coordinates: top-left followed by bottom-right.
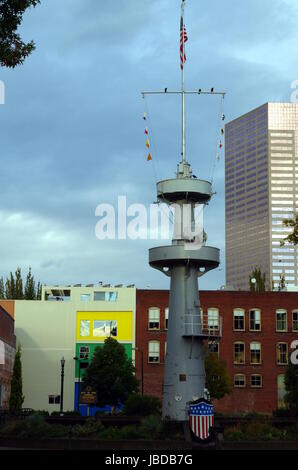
(0, 0), (298, 290)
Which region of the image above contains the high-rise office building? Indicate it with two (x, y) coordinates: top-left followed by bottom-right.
(225, 102), (298, 291)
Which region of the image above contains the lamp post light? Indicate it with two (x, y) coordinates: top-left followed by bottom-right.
(60, 357), (65, 414)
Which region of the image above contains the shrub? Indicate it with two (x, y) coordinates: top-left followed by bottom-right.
(119, 425), (140, 440)
(71, 418), (103, 437)
(224, 424), (244, 442)
(123, 394), (161, 416)
(0, 413), (68, 439)
(98, 426), (123, 440)
(273, 407), (298, 417)
(51, 411), (81, 417)
(139, 415), (163, 439)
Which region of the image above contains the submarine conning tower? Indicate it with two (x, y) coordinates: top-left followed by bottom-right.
(149, 159), (222, 422)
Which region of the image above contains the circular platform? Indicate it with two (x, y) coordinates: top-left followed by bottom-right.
(157, 178), (212, 204)
(149, 245), (220, 272)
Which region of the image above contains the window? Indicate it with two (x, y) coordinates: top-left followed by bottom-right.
(148, 308), (160, 330)
(80, 320), (90, 337)
(234, 342), (245, 364)
(49, 395), (60, 405)
(148, 341), (160, 363)
(165, 308), (169, 330)
(79, 346), (90, 360)
(234, 374), (246, 388)
(249, 309), (261, 331)
(250, 342), (261, 364)
(93, 320), (117, 337)
(276, 310), (287, 331)
(234, 309), (245, 331)
(208, 308), (219, 331)
(277, 343), (288, 365)
(80, 294), (90, 301)
(94, 291), (118, 302)
(208, 341), (219, 355)
(251, 375), (262, 388)
(293, 311), (298, 332)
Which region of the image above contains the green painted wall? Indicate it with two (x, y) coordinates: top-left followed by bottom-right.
(75, 343), (132, 378)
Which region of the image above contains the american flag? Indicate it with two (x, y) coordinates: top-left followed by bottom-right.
(189, 401), (214, 440)
(180, 16), (188, 69)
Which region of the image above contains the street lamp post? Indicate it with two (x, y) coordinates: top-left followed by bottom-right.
(60, 357), (65, 414)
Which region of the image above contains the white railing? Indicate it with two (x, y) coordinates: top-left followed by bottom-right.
(184, 313), (222, 338)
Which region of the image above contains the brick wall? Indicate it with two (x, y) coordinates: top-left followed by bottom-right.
(136, 290), (298, 414)
(0, 306), (16, 409)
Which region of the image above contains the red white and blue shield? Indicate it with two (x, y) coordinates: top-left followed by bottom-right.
(189, 399), (214, 440)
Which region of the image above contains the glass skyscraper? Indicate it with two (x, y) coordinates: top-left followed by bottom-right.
(225, 102), (298, 291)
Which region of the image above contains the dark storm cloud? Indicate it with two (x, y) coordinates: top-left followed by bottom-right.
(0, 0), (297, 287)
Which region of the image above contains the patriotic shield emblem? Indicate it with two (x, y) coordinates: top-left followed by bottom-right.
(189, 399), (214, 441)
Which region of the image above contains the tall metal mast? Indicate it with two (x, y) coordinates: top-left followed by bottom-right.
(181, 0), (186, 164)
(144, 0), (225, 422)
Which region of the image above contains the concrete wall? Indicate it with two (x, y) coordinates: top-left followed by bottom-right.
(14, 287), (136, 413)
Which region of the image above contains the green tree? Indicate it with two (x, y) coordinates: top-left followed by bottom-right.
(205, 352), (231, 401)
(36, 281), (42, 300)
(82, 338), (139, 407)
(249, 267), (266, 292)
(15, 267), (23, 299)
(9, 344), (24, 412)
(277, 274), (286, 292)
(284, 361), (298, 415)
(5, 271), (16, 299)
(280, 214), (298, 247)
(0, 277), (4, 299)
(24, 267), (36, 299)
(0, 0), (40, 68)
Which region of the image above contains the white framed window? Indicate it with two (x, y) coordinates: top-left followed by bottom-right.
(148, 341), (160, 363)
(233, 309), (245, 331)
(277, 343), (288, 365)
(249, 309), (261, 331)
(293, 311), (298, 332)
(234, 342), (245, 364)
(234, 374), (246, 388)
(148, 308), (160, 330)
(79, 346), (90, 360)
(250, 342), (261, 364)
(250, 375), (262, 388)
(276, 310), (287, 332)
(208, 308), (219, 330)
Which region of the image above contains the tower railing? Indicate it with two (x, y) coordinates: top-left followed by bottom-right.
(183, 313), (222, 338)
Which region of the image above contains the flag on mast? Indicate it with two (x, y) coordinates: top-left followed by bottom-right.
(180, 4), (188, 69)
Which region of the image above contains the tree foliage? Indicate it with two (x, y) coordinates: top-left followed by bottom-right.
(82, 338), (139, 407)
(205, 352), (232, 401)
(284, 361), (298, 415)
(280, 214), (298, 247)
(1, 267), (41, 299)
(249, 267), (266, 292)
(0, 0), (40, 68)
(9, 344), (24, 411)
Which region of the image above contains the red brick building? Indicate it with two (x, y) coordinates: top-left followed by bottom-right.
(0, 305), (16, 409)
(136, 290), (298, 414)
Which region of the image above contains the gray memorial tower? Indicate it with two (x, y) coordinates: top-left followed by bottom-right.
(146, 0), (223, 422)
